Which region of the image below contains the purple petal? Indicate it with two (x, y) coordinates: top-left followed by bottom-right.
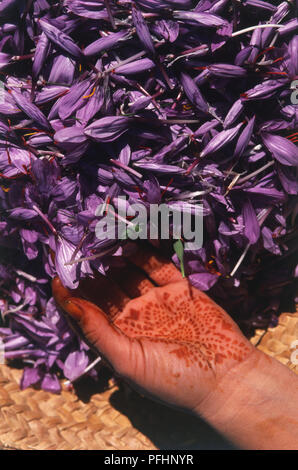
(242, 80), (287, 101)
(180, 72), (209, 113)
(277, 165), (298, 194)
(262, 133), (298, 167)
(39, 19), (83, 59)
(208, 64), (246, 78)
(41, 373), (61, 393)
(54, 125), (87, 147)
(242, 186), (286, 203)
(4, 335), (31, 351)
(132, 4), (155, 55)
(173, 11), (228, 27)
(200, 123), (243, 158)
(48, 55), (75, 85)
(136, 0), (192, 9)
(223, 99), (244, 128)
(11, 91), (51, 131)
(262, 227), (281, 255)
(84, 30), (131, 57)
(55, 237), (79, 289)
(20, 366), (43, 390)
(55, 126), (89, 164)
(55, 79), (93, 121)
(286, 35), (298, 77)
(279, 18), (298, 36)
(20, 228), (38, 244)
(244, 0), (277, 11)
(36, 86), (69, 105)
(242, 199), (260, 244)
(115, 58), (156, 76)
(119, 143), (131, 165)
(76, 86), (104, 125)
(134, 160), (184, 173)
(234, 46), (253, 66)
(65, 0), (109, 19)
(9, 208), (37, 220)
(32, 32), (50, 78)
(22, 239), (39, 260)
(63, 351), (89, 381)
(84, 116), (131, 142)
(152, 20), (179, 42)
(0, 52), (11, 69)
(189, 272), (219, 291)
(234, 116), (255, 158)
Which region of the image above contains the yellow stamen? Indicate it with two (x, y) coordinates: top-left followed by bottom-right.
(23, 132), (38, 137)
(1, 186), (10, 192)
(83, 87), (96, 99)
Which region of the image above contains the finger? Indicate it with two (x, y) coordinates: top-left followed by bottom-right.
(108, 263), (155, 298)
(76, 272), (131, 320)
(128, 244), (182, 286)
(52, 277), (132, 372)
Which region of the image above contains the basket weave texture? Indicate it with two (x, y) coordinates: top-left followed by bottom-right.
(0, 309), (298, 450)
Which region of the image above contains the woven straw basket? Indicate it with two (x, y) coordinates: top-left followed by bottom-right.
(0, 308), (298, 450)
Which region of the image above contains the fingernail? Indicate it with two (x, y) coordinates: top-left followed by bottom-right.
(64, 299), (84, 320)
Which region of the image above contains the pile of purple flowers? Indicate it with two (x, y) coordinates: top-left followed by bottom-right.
(0, 0), (297, 393)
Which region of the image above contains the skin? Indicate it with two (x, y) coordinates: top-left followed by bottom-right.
(52, 245), (298, 450)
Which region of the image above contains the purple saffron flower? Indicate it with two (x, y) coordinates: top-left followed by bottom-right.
(132, 4), (155, 55)
(151, 20), (179, 42)
(39, 19), (83, 59)
(0, 52), (11, 69)
(84, 116), (131, 142)
(262, 133), (298, 167)
(54, 79), (93, 121)
(200, 123), (243, 158)
(234, 116), (255, 158)
(114, 58), (156, 76)
(208, 64), (246, 78)
(41, 373), (61, 394)
(48, 55), (75, 85)
(11, 91), (51, 131)
(223, 99), (244, 128)
(65, 0), (110, 19)
(244, 0), (277, 12)
(32, 32), (50, 78)
(84, 30), (131, 57)
(242, 80), (287, 101)
(63, 351), (89, 382)
(180, 72), (209, 113)
(242, 198), (260, 244)
(173, 11), (228, 27)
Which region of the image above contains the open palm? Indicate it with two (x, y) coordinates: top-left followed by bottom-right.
(52, 245), (254, 413)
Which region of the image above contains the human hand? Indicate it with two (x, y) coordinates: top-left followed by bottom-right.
(52, 244), (254, 414)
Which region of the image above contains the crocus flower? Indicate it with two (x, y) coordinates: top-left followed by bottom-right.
(132, 4), (155, 55)
(262, 133), (298, 167)
(84, 116), (131, 142)
(11, 91), (51, 131)
(84, 30), (131, 57)
(39, 19), (83, 59)
(200, 123), (243, 158)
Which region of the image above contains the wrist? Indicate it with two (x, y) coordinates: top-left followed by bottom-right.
(195, 348), (298, 449)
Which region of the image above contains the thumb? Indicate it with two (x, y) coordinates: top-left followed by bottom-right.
(52, 277), (132, 374)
